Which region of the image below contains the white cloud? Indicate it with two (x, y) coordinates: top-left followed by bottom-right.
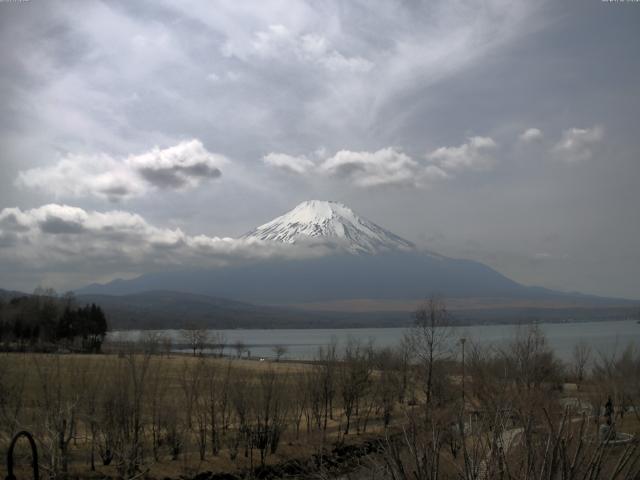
(426, 136), (498, 171)
(0, 204), (325, 273)
(223, 24), (373, 74)
(423, 165), (451, 182)
(16, 140), (227, 202)
(263, 153), (315, 175)
(127, 139), (226, 189)
(321, 148), (422, 187)
(207, 71), (241, 82)
(552, 126), (604, 162)
(264, 147), (449, 188)
(519, 128), (543, 142)
(16, 154), (145, 202)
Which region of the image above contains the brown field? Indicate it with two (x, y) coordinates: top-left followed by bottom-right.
(1, 319), (639, 480)
(0, 351), (395, 479)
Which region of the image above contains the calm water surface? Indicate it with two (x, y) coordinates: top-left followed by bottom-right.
(111, 320), (640, 361)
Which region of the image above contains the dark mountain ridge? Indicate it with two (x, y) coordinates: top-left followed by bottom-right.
(76, 251), (633, 305)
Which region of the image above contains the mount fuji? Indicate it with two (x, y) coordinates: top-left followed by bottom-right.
(78, 201), (631, 319)
(242, 200), (415, 254)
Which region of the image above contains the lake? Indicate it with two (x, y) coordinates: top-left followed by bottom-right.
(110, 319), (640, 362)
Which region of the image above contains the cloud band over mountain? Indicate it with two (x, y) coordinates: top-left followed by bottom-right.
(0, 204), (329, 283)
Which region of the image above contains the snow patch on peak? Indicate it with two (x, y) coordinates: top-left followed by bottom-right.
(242, 200), (415, 254)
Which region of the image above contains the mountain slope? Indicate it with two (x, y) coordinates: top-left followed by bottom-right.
(77, 290), (307, 329)
(77, 200), (637, 310)
(242, 200), (415, 254)
(0, 288), (28, 301)
(78, 252), (538, 303)
(76, 290), (422, 329)
(78, 289), (639, 330)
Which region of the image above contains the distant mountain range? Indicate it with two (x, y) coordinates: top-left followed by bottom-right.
(5, 200), (638, 330)
(0, 288), (26, 301)
(2, 287), (636, 331)
(75, 290), (322, 330)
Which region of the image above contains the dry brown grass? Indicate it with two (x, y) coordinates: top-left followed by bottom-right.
(0, 352), (378, 479)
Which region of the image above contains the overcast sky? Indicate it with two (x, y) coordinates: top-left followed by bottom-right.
(1, 0), (639, 299)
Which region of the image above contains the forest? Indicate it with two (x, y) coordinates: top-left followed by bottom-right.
(0, 289), (108, 353)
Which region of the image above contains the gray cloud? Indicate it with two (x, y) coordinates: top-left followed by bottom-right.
(264, 147), (450, 188)
(426, 136), (498, 172)
(16, 140), (226, 202)
(223, 24), (373, 74)
(0, 232), (18, 248)
(519, 128), (543, 143)
(129, 140), (225, 189)
(263, 153), (315, 175)
(320, 148), (425, 187)
(0, 204), (327, 286)
(39, 216), (87, 235)
(263, 136), (500, 189)
(16, 153), (144, 203)
(552, 126), (604, 163)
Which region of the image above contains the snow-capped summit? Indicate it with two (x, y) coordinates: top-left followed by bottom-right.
(242, 200), (415, 254)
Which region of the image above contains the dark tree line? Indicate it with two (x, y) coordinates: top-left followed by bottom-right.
(0, 289), (107, 352)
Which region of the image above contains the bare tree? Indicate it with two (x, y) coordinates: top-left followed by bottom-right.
(338, 338), (373, 435)
(181, 326), (210, 356)
(251, 368), (289, 466)
(593, 344), (640, 426)
(272, 344), (288, 362)
(506, 324), (561, 392)
(100, 348), (153, 477)
(229, 370), (250, 460)
(161, 334), (173, 357)
(233, 339), (246, 359)
(211, 331), (227, 357)
(572, 340), (592, 382)
(179, 358), (205, 430)
(193, 364), (209, 461)
(290, 373), (308, 439)
(148, 357), (169, 462)
(0, 353), (26, 443)
(396, 336), (414, 404)
(204, 361), (225, 456)
(79, 357), (106, 472)
(33, 355), (85, 479)
(372, 348), (402, 429)
(162, 404), (184, 461)
(141, 331), (161, 355)
(315, 340), (338, 434)
(380, 327), (640, 480)
(408, 295), (453, 409)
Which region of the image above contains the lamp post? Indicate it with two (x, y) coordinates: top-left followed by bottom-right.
(460, 337), (466, 409)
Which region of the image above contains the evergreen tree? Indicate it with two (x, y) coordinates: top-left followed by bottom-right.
(0, 293), (108, 352)
(57, 307), (76, 343)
